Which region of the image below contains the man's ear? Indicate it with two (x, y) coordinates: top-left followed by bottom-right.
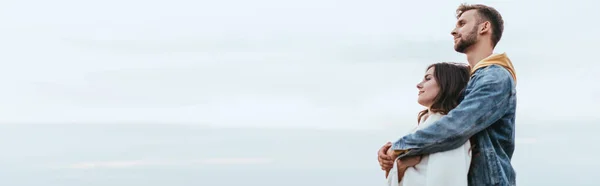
(479, 21), (491, 34)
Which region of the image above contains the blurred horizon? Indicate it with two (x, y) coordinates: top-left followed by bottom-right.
(1, 123), (598, 185)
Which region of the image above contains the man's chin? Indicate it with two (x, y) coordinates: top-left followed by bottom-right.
(454, 46), (466, 53)
(454, 43), (470, 53)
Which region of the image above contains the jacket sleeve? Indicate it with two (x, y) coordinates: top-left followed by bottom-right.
(391, 67), (514, 157)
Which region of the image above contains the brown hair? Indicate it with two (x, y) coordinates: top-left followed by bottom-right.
(417, 62), (471, 123)
(456, 3), (504, 48)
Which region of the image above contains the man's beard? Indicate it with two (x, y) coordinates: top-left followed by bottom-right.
(454, 27), (478, 53)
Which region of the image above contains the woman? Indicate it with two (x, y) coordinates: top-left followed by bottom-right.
(385, 62), (472, 186)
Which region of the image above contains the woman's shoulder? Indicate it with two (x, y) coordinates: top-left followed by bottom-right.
(418, 112), (445, 128)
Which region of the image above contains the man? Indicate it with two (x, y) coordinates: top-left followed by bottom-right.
(378, 4), (517, 186)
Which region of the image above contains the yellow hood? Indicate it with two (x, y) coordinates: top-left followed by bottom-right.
(471, 53), (517, 84)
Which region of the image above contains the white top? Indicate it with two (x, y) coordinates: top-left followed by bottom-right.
(386, 113), (471, 186)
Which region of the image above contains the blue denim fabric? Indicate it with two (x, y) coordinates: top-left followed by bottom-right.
(391, 65), (517, 186)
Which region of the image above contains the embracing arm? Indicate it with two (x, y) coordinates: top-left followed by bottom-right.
(391, 67), (514, 157)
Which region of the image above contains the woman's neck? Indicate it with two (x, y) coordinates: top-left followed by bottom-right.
(427, 108), (441, 115)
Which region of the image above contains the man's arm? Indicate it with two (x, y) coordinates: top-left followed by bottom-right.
(391, 67), (514, 157)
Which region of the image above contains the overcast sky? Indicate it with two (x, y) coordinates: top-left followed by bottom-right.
(0, 0), (597, 128)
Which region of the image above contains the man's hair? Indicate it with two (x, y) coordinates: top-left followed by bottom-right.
(456, 3), (504, 47)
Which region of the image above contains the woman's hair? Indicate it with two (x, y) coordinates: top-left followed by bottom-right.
(418, 62), (472, 123)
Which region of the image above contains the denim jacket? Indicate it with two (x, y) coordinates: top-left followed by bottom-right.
(391, 65), (517, 186)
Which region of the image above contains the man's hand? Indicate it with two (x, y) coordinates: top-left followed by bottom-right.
(378, 142), (394, 171)
(397, 155), (422, 169)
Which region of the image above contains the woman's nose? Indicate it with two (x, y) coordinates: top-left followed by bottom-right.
(416, 83), (422, 89)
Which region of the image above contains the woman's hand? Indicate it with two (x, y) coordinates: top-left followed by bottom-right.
(397, 155), (422, 169)
(392, 155), (422, 181)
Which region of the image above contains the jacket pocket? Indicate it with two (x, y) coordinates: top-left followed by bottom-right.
(469, 149), (501, 185)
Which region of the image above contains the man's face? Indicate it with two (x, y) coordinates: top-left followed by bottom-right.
(452, 10), (480, 53)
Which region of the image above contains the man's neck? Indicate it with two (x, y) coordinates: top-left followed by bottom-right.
(465, 43), (494, 67)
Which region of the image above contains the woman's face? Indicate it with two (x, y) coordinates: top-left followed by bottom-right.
(416, 67), (440, 108)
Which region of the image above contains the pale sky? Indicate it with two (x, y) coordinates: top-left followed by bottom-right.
(0, 0), (598, 127)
